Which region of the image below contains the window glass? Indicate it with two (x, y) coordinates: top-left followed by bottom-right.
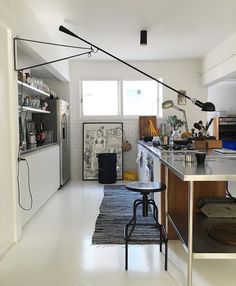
(122, 80), (158, 115)
(82, 80), (119, 116)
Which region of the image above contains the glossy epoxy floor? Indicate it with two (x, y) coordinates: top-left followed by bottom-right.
(0, 180), (236, 286)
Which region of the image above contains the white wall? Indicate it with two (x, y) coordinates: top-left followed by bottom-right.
(70, 59), (207, 179)
(207, 80), (236, 132)
(0, 23), (19, 255)
(1, 0), (70, 81)
(208, 80), (236, 197)
(201, 32), (236, 86)
(208, 81), (236, 115)
(0, 0), (71, 256)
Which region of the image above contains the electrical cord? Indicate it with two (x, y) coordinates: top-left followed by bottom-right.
(17, 157), (33, 211)
(17, 80), (34, 210)
(225, 181), (236, 200)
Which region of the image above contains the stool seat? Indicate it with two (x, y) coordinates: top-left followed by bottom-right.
(126, 181), (166, 193)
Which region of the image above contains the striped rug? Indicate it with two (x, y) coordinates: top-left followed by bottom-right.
(92, 185), (160, 244)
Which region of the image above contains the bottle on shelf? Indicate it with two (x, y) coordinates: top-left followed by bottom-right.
(37, 122), (45, 145)
(160, 123), (167, 145)
(169, 132), (174, 149)
(26, 121), (37, 149)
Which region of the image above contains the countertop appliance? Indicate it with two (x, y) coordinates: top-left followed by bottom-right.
(45, 99), (71, 186)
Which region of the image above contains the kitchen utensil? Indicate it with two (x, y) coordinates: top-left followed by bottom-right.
(193, 122), (201, 130)
(206, 118), (214, 131)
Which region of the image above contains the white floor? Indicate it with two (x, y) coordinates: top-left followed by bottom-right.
(0, 180), (236, 286)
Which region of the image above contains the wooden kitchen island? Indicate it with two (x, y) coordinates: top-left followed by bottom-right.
(137, 141), (236, 286)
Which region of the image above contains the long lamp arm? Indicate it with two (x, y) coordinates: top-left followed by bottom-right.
(59, 25), (191, 100)
(59, 25), (215, 111)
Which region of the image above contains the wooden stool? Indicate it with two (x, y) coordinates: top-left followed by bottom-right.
(124, 181), (168, 271)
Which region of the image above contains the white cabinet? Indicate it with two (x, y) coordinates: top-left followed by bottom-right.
(137, 141), (162, 220)
(137, 143), (144, 181)
(137, 141), (161, 182)
(19, 145), (60, 226)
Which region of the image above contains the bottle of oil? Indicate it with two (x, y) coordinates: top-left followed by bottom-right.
(37, 122), (45, 145)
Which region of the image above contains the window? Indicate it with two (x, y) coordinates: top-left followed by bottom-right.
(81, 79), (163, 117)
(82, 80), (119, 116)
(122, 80), (158, 115)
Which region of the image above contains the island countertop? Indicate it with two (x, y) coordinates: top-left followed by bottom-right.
(137, 140), (236, 181)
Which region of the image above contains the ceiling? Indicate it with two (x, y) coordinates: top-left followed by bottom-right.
(24, 0), (236, 62)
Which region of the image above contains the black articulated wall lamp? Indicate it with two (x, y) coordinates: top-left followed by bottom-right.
(140, 30), (147, 46)
(13, 37), (94, 72)
(58, 25), (216, 112)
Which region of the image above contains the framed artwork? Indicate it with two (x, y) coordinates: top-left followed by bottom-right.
(83, 122), (123, 180)
(177, 89), (187, 105)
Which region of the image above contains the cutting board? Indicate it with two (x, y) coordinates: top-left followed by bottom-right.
(139, 116), (157, 139)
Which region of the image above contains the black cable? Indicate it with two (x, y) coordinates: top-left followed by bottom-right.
(225, 181), (236, 200)
(17, 158), (33, 211)
(17, 85), (34, 211)
(226, 189), (236, 199)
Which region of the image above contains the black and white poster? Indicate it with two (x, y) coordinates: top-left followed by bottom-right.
(83, 122), (123, 180)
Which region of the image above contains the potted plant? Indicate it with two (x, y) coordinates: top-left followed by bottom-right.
(167, 115), (184, 140)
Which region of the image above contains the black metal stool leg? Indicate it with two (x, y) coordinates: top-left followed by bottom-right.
(142, 193), (149, 217)
(148, 199), (159, 222)
(124, 224), (128, 270)
(125, 240), (128, 270)
(159, 227), (163, 252)
(165, 241), (168, 271)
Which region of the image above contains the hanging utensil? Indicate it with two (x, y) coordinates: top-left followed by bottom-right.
(122, 131), (132, 152)
(193, 122), (201, 130)
(206, 118), (214, 131)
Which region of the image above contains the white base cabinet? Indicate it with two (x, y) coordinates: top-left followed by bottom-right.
(137, 141), (162, 221)
(19, 145), (60, 226)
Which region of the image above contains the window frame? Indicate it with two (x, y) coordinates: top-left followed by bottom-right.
(79, 77), (163, 119)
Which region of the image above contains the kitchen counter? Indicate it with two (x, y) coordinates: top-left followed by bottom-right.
(159, 152), (236, 182)
(137, 139), (236, 181)
(20, 142), (59, 156)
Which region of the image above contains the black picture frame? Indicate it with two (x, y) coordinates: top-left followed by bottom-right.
(82, 122), (123, 180)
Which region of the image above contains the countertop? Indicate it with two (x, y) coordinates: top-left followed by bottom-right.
(20, 142), (59, 156)
(137, 140), (236, 182)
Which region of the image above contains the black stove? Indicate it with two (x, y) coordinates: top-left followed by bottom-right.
(156, 143), (194, 151)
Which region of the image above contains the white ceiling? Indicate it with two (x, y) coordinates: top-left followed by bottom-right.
(24, 0), (236, 61)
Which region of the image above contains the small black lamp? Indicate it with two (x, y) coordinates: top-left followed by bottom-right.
(191, 99), (216, 111)
(140, 30), (147, 46)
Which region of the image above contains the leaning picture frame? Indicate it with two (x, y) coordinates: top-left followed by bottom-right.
(82, 122), (123, 180)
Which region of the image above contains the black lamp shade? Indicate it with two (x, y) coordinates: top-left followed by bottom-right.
(202, 102), (216, 112)
(140, 30), (147, 46)
(193, 99), (216, 112)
